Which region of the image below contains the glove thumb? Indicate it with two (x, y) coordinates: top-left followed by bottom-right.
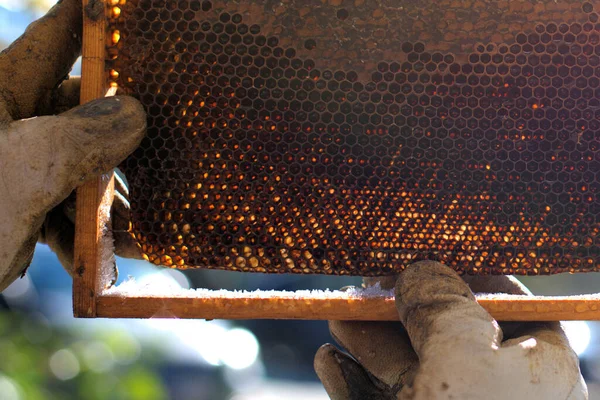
(8, 96), (145, 208)
(0, 96), (145, 290)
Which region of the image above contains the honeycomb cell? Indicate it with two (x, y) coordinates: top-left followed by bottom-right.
(110, 0), (600, 275)
(337, 8), (349, 20)
(304, 39), (316, 50)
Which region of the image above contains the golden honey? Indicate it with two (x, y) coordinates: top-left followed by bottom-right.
(109, 0), (600, 275)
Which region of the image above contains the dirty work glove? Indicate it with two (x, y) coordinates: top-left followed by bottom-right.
(0, 0), (146, 291)
(314, 261), (588, 400)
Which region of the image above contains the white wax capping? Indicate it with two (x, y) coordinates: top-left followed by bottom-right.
(99, 179), (116, 289)
(475, 292), (600, 300)
(103, 278), (600, 301)
(104, 278), (396, 299)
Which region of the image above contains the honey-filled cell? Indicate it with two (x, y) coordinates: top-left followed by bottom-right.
(110, 0), (600, 275)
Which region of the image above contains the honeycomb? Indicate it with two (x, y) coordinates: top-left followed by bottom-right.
(108, 0), (600, 275)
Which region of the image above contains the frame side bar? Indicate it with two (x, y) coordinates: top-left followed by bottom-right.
(73, 0), (113, 318)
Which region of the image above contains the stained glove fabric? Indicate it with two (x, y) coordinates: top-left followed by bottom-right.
(0, 0), (146, 291)
(315, 261), (588, 400)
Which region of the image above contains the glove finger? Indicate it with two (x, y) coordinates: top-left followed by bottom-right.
(463, 274), (531, 296)
(501, 321), (568, 348)
(51, 96), (146, 191)
(112, 178), (131, 229)
(39, 203), (75, 276)
(314, 344), (396, 400)
(61, 191), (77, 225)
(461, 274), (568, 344)
(498, 323), (587, 399)
(0, 0), (82, 120)
(114, 171), (130, 197)
(395, 261), (502, 359)
(462, 274), (535, 339)
(37, 77), (81, 116)
(333, 276), (418, 388)
(50, 175), (128, 228)
(40, 201), (119, 285)
(0, 236), (36, 292)
(42, 171), (142, 261)
(49, 179), (141, 263)
(7, 96), (145, 216)
(112, 188), (143, 260)
(328, 320), (418, 389)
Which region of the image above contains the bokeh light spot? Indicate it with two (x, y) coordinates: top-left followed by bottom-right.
(49, 349), (80, 381)
(221, 328), (260, 370)
(563, 321), (591, 356)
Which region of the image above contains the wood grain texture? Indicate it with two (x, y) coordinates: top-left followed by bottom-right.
(96, 294), (600, 321)
(73, 0), (114, 318)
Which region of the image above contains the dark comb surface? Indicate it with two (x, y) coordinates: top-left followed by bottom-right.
(109, 0), (600, 275)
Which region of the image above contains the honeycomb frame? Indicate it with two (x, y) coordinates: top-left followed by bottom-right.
(74, 0), (600, 320)
(108, 0), (600, 276)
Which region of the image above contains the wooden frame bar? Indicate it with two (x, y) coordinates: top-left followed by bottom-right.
(73, 0), (115, 318)
(74, 0), (600, 321)
(95, 294), (600, 321)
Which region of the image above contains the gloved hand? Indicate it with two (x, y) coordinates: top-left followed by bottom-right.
(315, 261), (588, 400)
(0, 0), (146, 291)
